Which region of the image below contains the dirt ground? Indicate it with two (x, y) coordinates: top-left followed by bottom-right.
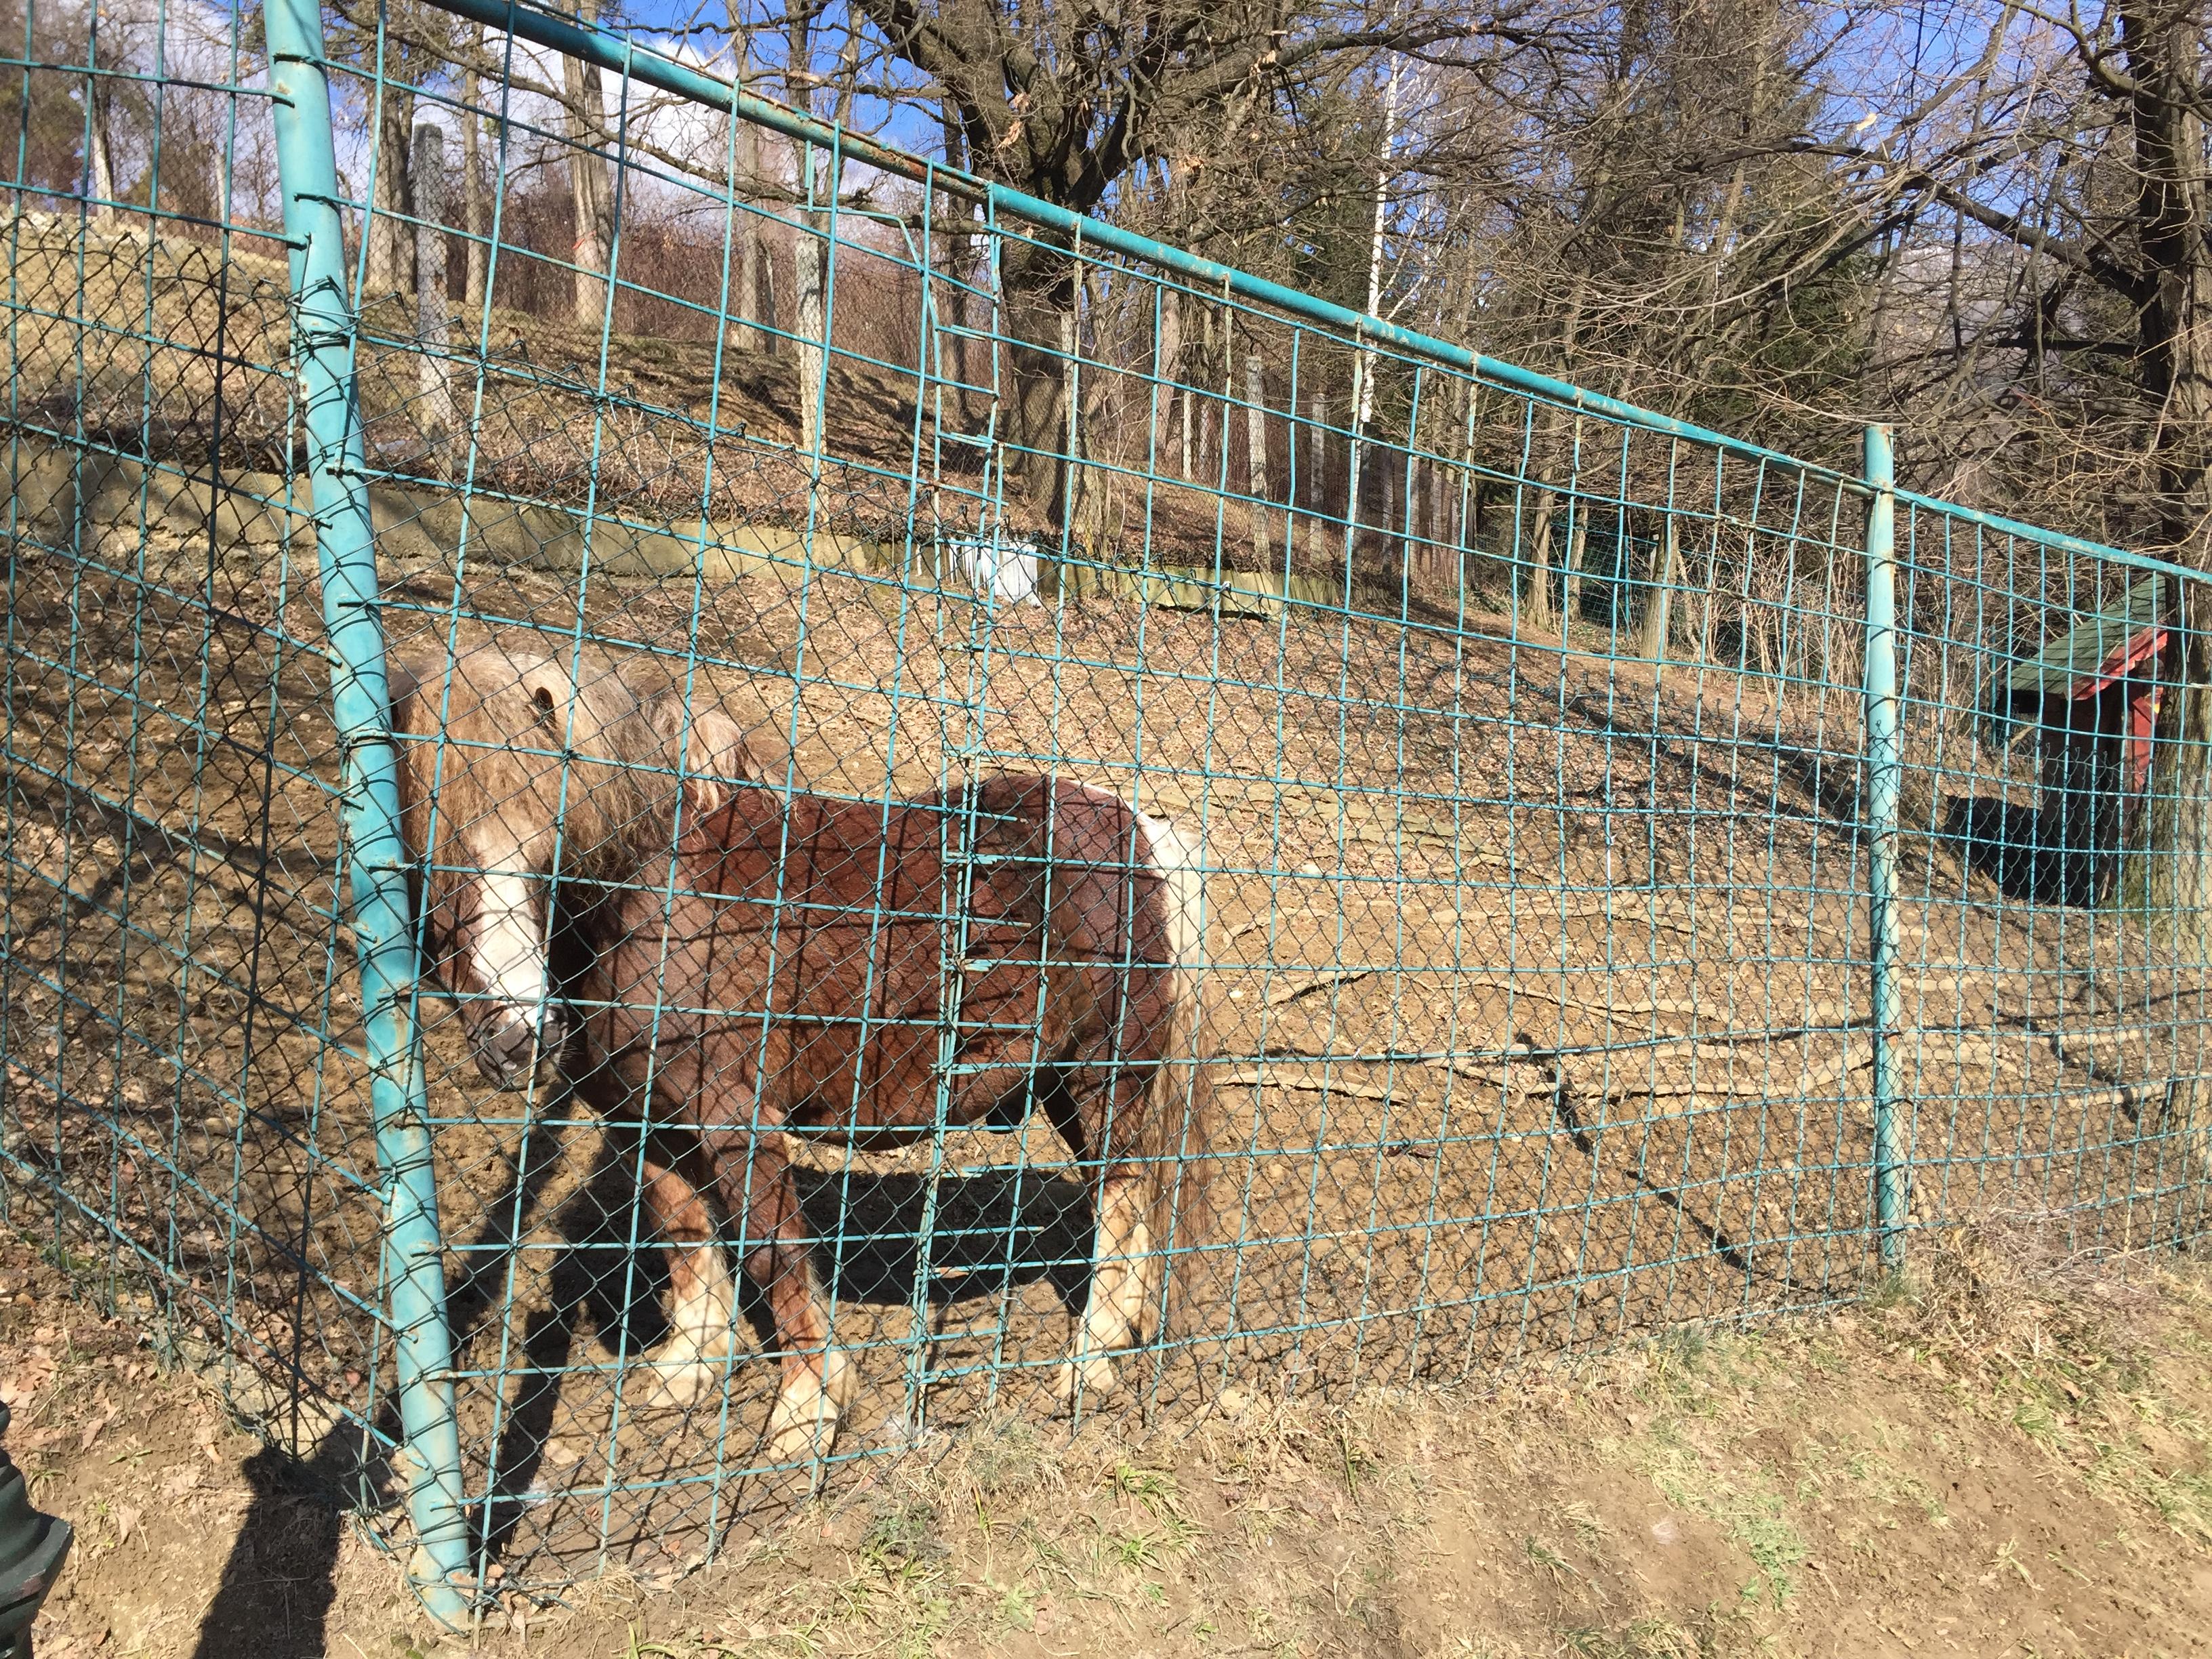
(7, 1214), (2211, 1659)
(7, 523), (2209, 1596)
(9, 219), (2212, 1633)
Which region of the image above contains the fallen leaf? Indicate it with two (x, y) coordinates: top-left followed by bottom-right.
(79, 1408), (117, 1452)
(2, 1349), (56, 1404)
(112, 1504), (141, 1547)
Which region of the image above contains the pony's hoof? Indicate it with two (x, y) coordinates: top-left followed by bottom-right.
(1056, 1352), (1119, 1408)
(762, 1393), (840, 1473)
(638, 1359), (718, 1410)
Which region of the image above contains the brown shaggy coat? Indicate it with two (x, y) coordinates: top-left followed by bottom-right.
(560, 770), (1208, 1452)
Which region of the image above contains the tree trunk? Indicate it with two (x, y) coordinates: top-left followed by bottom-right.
(413, 123), (455, 439)
(1061, 295), (1104, 548)
(1244, 336), (1270, 562)
(367, 78), (416, 301)
(760, 234), (779, 342)
(462, 46), (486, 312)
(1308, 394), (1326, 508)
(794, 144), (830, 457)
(2126, 13), (2212, 560)
(791, 28), (858, 466)
(2123, 0), (2212, 972)
(1345, 56), (1399, 581)
(937, 96), (966, 398)
(1197, 303), (1217, 485)
(1179, 381), (1193, 480)
(736, 32), (766, 350)
(1561, 518), (1589, 634)
(1454, 380), (1481, 596)
(1692, 519), (1721, 665)
(565, 32), (613, 329)
(1521, 489), (1557, 637)
(1435, 462), (1449, 579)
(1642, 511), (1681, 680)
(1151, 289), (1183, 481)
(86, 77), (115, 222)
(996, 241), (1077, 526)
(1307, 394), (1328, 562)
(1444, 273), (1479, 578)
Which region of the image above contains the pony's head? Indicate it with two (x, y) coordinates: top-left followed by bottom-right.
(389, 638), (760, 1089)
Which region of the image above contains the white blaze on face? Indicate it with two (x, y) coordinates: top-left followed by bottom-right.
(472, 867), (550, 1019)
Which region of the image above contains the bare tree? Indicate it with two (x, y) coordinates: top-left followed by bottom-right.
(366, 56), (416, 300)
(787, 7), (861, 461)
(842, 0), (1496, 526)
(461, 27), (486, 311)
(1245, 335), (1273, 561)
(737, 26), (768, 348)
(1844, 1), (2209, 926)
(414, 121), (457, 437)
(1343, 50), (1402, 568)
(566, 0), (615, 330)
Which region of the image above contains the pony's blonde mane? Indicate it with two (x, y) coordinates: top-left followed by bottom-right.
(389, 634), (756, 878)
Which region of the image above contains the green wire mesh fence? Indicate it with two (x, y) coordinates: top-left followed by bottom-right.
(3, 0), (2209, 1618)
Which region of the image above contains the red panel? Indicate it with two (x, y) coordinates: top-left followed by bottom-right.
(2072, 624), (2169, 701)
(2127, 687), (2161, 792)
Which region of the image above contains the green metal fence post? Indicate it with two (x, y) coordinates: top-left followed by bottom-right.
(1862, 422), (1908, 1269)
(266, 0), (472, 1621)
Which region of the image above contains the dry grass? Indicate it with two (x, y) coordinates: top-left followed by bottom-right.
(10, 1216), (2212, 1657)
(9, 513), (2211, 1595)
(0, 214), (1300, 569)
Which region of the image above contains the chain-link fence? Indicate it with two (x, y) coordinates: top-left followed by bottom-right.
(3, 0), (2208, 1620)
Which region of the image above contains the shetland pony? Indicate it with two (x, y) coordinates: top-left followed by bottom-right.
(388, 638), (1210, 1464)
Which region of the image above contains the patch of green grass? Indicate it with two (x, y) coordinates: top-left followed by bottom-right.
(1561, 1500), (1607, 1550)
(1863, 1268), (1918, 1313)
(859, 1496), (946, 1573)
(1330, 1411), (1378, 1494)
(964, 1415), (1054, 1497)
(2009, 1394), (2063, 1450)
(985, 1575), (1040, 1631)
(1969, 1320), (2212, 1543)
(37, 1240), (96, 1281)
(1111, 1461), (1180, 1515)
(1643, 1446), (1809, 1607)
(1795, 1430), (1948, 1528)
(1558, 1612), (1734, 1659)
(1524, 1534), (1576, 1583)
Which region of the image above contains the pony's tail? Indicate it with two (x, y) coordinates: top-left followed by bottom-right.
(1132, 812), (1222, 1348)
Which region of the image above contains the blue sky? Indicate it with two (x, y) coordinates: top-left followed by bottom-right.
(595, 0), (951, 161)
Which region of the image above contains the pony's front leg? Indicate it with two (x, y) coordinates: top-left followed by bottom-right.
(1059, 1166), (1160, 1407)
(636, 1132), (739, 1408)
(696, 1122), (853, 1469)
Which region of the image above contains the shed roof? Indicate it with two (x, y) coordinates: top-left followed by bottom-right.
(1980, 575), (2169, 745)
